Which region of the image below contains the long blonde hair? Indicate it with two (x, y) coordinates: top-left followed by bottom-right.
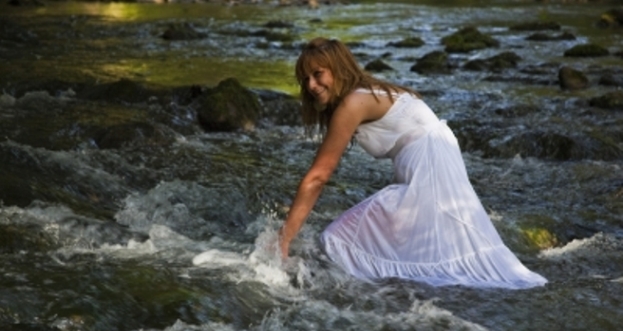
(295, 37), (419, 137)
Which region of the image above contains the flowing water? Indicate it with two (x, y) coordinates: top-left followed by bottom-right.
(1, 1), (623, 330)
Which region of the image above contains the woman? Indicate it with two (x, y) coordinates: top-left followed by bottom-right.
(278, 37), (547, 289)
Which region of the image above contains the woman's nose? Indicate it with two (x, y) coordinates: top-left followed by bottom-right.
(307, 77), (317, 90)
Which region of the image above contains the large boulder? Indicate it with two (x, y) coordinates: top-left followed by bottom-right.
(195, 78), (261, 131)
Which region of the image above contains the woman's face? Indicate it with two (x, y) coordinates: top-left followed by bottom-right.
(304, 64), (334, 106)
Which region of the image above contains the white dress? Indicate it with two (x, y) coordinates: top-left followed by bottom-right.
(320, 89), (547, 289)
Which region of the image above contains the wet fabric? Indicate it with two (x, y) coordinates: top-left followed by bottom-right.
(320, 90), (547, 289)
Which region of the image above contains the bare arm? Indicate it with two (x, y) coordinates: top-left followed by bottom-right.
(279, 94), (374, 258)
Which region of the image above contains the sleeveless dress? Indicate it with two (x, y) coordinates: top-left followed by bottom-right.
(319, 89), (547, 289)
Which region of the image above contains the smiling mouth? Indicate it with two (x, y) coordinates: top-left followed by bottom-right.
(312, 89), (326, 100)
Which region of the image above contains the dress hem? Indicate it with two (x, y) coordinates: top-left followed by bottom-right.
(322, 233), (547, 289)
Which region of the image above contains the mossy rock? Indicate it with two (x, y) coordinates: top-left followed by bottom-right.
(509, 21), (561, 31)
(589, 91), (623, 110)
(597, 8), (623, 28)
(464, 51), (521, 72)
(488, 130), (622, 161)
(387, 37), (424, 48)
(521, 227), (558, 250)
(441, 26), (499, 53)
(410, 51), (452, 75)
(564, 44), (609, 57)
(499, 214), (561, 253)
(161, 22), (207, 40)
(526, 31), (576, 41)
(558, 66), (589, 90)
(0, 223), (60, 254)
(364, 59), (394, 72)
(196, 78), (261, 132)
(488, 131), (578, 160)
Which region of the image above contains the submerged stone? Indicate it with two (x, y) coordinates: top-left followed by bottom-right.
(161, 22), (207, 40)
(526, 31), (576, 41)
(364, 59), (394, 72)
(0, 223), (59, 253)
(599, 74), (623, 87)
(463, 51), (521, 72)
(509, 21), (561, 31)
(558, 66), (589, 90)
(264, 20), (294, 28)
(589, 91), (623, 110)
(410, 51), (452, 75)
(255, 89), (302, 126)
(251, 29), (295, 42)
(387, 37), (425, 48)
(78, 79), (158, 104)
(196, 78), (261, 132)
(94, 122), (177, 149)
(564, 44), (610, 57)
(494, 104), (540, 118)
(441, 26), (499, 53)
(493, 131), (622, 161)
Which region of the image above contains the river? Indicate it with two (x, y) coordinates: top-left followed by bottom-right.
(1, 0), (622, 330)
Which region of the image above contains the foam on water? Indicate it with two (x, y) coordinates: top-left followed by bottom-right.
(540, 232), (622, 259)
(255, 298), (488, 331)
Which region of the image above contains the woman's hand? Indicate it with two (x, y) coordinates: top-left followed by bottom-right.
(278, 227), (290, 259)
(279, 236), (290, 260)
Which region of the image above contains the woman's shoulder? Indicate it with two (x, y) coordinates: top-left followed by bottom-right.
(339, 87), (398, 122)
